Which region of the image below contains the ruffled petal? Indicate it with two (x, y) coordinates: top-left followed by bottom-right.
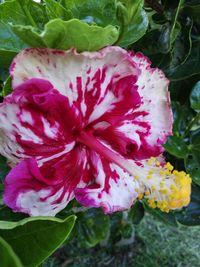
(4, 146), (91, 216)
(10, 47), (139, 124)
(10, 47), (172, 161)
(0, 78), (80, 165)
(75, 152), (139, 214)
(130, 52), (173, 158)
(92, 51), (172, 160)
(3, 159), (71, 216)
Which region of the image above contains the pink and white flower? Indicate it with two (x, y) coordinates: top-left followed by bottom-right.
(0, 46), (191, 216)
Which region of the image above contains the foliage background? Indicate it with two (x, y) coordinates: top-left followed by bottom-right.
(0, 0), (200, 266)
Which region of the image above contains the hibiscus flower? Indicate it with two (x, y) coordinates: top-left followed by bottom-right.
(0, 46), (191, 216)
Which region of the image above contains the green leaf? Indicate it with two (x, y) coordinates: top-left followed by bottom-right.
(61, 0), (148, 46)
(170, 18), (193, 68)
(183, 3), (200, 25)
(0, 206), (27, 222)
(167, 42), (200, 81)
(117, 0), (149, 47)
(0, 236), (23, 267)
(189, 113), (200, 131)
(0, 0), (48, 28)
(168, 0), (183, 50)
(60, 0), (117, 26)
(185, 152), (200, 186)
(154, 0), (183, 54)
(12, 18), (119, 52)
(0, 50), (17, 69)
(176, 185), (200, 226)
(119, 9), (148, 47)
(164, 135), (189, 158)
(184, 129), (200, 185)
(0, 0), (28, 25)
(132, 29), (164, 55)
(168, 74), (199, 103)
(143, 202), (178, 226)
(2, 76), (12, 96)
(0, 21), (26, 67)
(190, 81), (200, 112)
(76, 209), (110, 247)
(0, 215), (76, 267)
(128, 201), (144, 224)
(0, 21), (26, 52)
(0, 67), (9, 83)
(0, 156), (10, 183)
(45, 0), (72, 20)
(171, 102), (193, 136)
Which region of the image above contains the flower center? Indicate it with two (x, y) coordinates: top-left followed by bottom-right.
(77, 130), (191, 212)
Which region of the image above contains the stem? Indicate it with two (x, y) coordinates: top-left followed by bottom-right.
(77, 131), (139, 177)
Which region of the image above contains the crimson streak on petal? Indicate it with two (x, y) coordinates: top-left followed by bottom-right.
(0, 46), (173, 216)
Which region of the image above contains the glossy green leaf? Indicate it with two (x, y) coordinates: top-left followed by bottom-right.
(117, 0), (149, 47)
(0, 21), (26, 67)
(176, 185), (200, 226)
(76, 209), (110, 247)
(185, 129), (200, 185)
(0, 215), (76, 267)
(164, 136), (189, 158)
(119, 10), (148, 47)
(60, 0), (117, 26)
(185, 152), (200, 186)
(168, 74), (200, 104)
(0, 67), (9, 83)
(0, 0), (28, 25)
(190, 81), (200, 112)
(0, 0), (48, 28)
(167, 43), (200, 81)
(143, 202), (178, 226)
(128, 201), (144, 224)
(12, 18), (119, 51)
(190, 129), (200, 148)
(170, 18), (193, 68)
(2, 76), (12, 96)
(189, 113), (200, 131)
(0, 50), (17, 69)
(45, 0), (72, 20)
(183, 3), (200, 25)
(0, 22), (26, 52)
(61, 0), (148, 46)
(0, 156), (9, 183)
(0, 236), (23, 267)
(0, 206), (27, 222)
(171, 102), (193, 136)
(155, 0), (183, 54)
(168, 0), (183, 49)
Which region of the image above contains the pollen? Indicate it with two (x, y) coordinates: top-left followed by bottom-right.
(159, 189), (168, 194)
(145, 191), (150, 196)
(165, 162), (174, 171)
(156, 160), (160, 166)
(151, 186), (156, 192)
(147, 157), (156, 165)
(134, 175), (139, 181)
(147, 198), (156, 209)
(147, 174), (152, 180)
(136, 159), (192, 213)
(138, 192), (144, 200)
